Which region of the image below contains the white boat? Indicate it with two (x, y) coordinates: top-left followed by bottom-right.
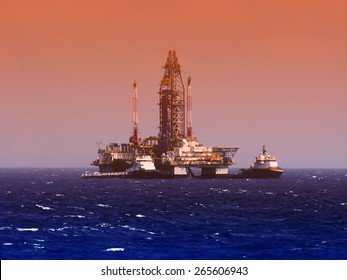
(231, 146), (284, 179)
(125, 155), (160, 178)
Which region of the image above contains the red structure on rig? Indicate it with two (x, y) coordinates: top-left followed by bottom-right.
(129, 80), (139, 144)
(186, 76), (193, 139)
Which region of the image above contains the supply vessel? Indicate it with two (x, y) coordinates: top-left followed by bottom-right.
(230, 146), (283, 179)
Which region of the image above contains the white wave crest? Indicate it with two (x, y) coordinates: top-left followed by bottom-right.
(119, 225), (146, 232)
(136, 214), (146, 218)
(33, 243), (45, 249)
(67, 206), (85, 210)
(0, 226), (12, 231)
(48, 226), (70, 232)
(16, 228), (39, 232)
(36, 204), (53, 210)
(96, 204), (112, 208)
(64, 215), (85, 219)
(104, 248), (125, 252)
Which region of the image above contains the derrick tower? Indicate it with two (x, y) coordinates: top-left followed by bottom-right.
(158, 49), (186, 151)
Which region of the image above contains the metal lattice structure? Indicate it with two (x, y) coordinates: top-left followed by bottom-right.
(158, 49), (185, 151)
(90, 49), (240, 176)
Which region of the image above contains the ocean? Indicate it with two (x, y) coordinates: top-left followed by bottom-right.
(1, 168), (346, 260)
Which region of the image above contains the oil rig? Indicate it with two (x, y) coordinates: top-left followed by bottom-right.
(90, 49), (238, 178)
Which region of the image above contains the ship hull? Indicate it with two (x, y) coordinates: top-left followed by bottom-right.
(81, 172), (126, 179)
(126, 170), (161, 179)
(189, 166), (229, 179)
(230, 167), (283, 179)
(158, 165), (189, 179)
(97, 160), (132, 173)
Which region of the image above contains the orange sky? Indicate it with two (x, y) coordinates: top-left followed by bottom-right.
(1, 0), (347, 167)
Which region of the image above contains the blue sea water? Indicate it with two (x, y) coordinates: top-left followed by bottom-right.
(0, 168), (346, 260)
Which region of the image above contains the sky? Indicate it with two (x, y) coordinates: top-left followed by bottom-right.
(1, 0), (346, 168)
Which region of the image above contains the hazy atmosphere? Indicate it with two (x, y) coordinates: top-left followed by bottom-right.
(1, 0), (346, 168)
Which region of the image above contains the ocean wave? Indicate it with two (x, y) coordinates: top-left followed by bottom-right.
(208, 232), (222, 242)
(195, 203), (206, 208)
(48, 226), (70, 232)
(3, 243), (13, 246)
(0, 226), (12, 231)
(96, 204), (112, 208)
(36, 204), (54, 211)
(209, 187), (230, 194)
(119, 225), (146, 232)
(136, 214), (146, 218)
(81, 226), (99, 232)
(16, 228), (39, 232)
(64, 215), (86, 219)
(32, 243), (45, 249)
(97, 223), (112, 228)
(120, 225), (140, 231)
(288, 191), (299, 197)
(290, 247), (303, 251)
(236, 189), (247, 193)
(272, 218), (285, 222)
(104, 248), (125, 252)
(67, 206), (85, 210)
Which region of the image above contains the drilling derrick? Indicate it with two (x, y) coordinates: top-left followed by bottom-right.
(158, 49), (185, 151)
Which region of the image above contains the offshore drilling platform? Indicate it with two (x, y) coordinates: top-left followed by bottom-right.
(88, 49), (239, 178)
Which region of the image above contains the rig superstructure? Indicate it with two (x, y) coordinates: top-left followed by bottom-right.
(91, 49), (239, 178)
